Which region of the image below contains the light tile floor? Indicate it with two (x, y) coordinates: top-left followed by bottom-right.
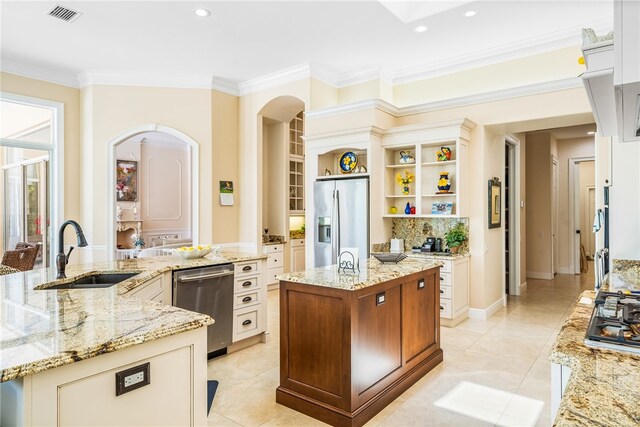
(207, 271), (594, 426)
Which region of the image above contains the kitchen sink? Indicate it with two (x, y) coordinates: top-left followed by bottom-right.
(40, 273), (139, 290)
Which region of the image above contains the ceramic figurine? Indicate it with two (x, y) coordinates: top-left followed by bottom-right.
(410, 205), (416, 215)
(404, 202), (411, 215)
(441, 146), (452, 160)
(389, 206), (398, 214)
(399, 151), (415, 164)
(324, 168), (331, 176)
(358, 165), (367, 173)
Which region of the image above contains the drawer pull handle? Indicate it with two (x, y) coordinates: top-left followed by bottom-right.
(242, 319), (252, 326)
(242, 296), (252, 303)
(273, 259), (278, 262)
(440, 306), (444, 310)
(242, 266), (252, 272)
(242, 281), (252, 287)
(440, 290), (444, 294)
(418, 279), (425, 290)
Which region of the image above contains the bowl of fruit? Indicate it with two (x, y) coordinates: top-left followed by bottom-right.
(174, 244), (218, 260)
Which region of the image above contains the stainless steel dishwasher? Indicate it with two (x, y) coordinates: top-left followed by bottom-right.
(173, 264), (234, 353)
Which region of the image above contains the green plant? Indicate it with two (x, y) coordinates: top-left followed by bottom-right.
(444, 222), (467, 248)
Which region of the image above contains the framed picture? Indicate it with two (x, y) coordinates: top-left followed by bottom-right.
(116, 160), (138, 202)
(431, 202), (453, 215)
(488, 177), (501, 228)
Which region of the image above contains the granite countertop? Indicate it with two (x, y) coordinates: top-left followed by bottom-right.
(405, 251), (470, 261)
(276, 257), (442, 291)
(549, 290), (640, 426)
(289, 230), (305, 240)
(0, 251), (266, 383)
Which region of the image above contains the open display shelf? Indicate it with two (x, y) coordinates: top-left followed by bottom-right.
(317, 149), (368, 178)
(288, 111), (304, 214)
(381, 121), (470, 218)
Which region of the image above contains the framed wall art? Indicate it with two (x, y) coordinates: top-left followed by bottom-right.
(488, 177), (501, 229)
(116, 160), (138, 202)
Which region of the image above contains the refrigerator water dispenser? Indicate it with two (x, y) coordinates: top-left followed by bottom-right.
(318, 217), (331, 243)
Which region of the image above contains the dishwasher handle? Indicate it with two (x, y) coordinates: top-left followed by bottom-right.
(178, 270), (234, 283)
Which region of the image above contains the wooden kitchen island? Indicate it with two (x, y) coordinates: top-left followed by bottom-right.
(276, 258), (443, 427)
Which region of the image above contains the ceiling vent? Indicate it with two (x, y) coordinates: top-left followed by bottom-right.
(47, 4), (82, 23)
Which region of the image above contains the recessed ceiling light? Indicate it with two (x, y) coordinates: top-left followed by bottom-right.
(587, 131), (596, 135)
(194, 8), (211, 17)
(464, 10), (477, 17)
(414, 25), (428, 33)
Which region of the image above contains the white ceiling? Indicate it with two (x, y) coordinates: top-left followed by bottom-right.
(0, 1), (614, 90)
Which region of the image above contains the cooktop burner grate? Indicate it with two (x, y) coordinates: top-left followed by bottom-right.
(584, 291), (640, 354)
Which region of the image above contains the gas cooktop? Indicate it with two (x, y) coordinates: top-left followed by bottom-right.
(584, 290), (640, 355)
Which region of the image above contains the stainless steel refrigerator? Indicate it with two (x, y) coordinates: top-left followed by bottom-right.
(314, 177), (369, 268)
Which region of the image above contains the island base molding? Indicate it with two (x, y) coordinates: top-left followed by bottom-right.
(276, 349), (443, 427)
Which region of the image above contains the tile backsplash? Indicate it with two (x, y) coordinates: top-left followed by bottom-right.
(391, 217), (469, 252)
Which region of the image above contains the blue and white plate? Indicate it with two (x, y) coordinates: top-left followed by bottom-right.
(339, 151), (358, 173)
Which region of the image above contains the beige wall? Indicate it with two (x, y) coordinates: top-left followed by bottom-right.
(211, 90), (240, 243)
(393, 46), (584, 107)
(556, 137), (595, 273)
(1, 72), (82, 233)
(525, 132), (552, 278)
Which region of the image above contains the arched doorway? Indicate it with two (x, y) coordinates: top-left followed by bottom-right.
(106, 124), (199, 260)
(257, 97), (305, 244)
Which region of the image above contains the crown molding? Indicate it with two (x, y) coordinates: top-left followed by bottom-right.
(392, 18), (613, 85)
(211, 77), (240, 96)
(307, 77), (583, 119)
(238, 63), (313, 96)
(77, 70), (215, 90)
(1, 58), (81, 88)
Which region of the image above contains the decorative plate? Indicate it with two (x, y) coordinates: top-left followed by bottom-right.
(339, 151), (358, 173)
(372, 253), (408, 264)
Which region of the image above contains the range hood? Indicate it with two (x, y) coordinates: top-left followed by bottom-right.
(613, 0), (640, 142)
(581, 0), (640, 143)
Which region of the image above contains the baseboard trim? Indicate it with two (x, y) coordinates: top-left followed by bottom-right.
(519, 281), (528, 293)
(468, 297), (504, 320)
(558, 267), (571, 274)
(526, 271), (554, 280)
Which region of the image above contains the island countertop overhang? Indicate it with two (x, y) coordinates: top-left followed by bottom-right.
(276, 257), (443, 290)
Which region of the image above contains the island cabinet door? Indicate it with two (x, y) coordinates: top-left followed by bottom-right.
(402, 269), (440, 366)
(352, 282), (403, 405)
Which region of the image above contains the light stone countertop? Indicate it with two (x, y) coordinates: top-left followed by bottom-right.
(0, 251), (266, 383)
(549, 287), (640, 426)
(405, 251), (470, 261)
(276, 257), (442, 291)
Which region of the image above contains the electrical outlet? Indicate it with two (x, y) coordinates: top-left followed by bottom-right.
(116, 362), (150, 396)
(124, 371), (145, 387)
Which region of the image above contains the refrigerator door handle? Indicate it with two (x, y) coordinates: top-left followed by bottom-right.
(332, 188), (340, 264)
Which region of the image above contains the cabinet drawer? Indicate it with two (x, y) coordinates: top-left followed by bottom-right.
(265, 244), (283, 254)
(234, 276), (260, 293)
(439, 272), (451, 286)
(267, 267), (284, 285)
(233, 306), (261, 341)
(129, 276), (162, 301)
(267, 254), (284, 269)
(291, 239), (305, 248)
(440, 261), (452, 273)
(439, 299), (452, 318)
(439, 285), (451, 300)
(234, 290), (260, 309)
(235, 260), (262, 277)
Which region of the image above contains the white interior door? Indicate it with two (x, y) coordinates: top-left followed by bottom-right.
(552, 157), (559, 275)
(588, 187), (596, 257)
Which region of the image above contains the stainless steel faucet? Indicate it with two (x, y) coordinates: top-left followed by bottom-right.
(56, 220), (88, 279)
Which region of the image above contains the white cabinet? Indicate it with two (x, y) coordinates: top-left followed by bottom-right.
(128, 274), (163, 303)
(438, 256), (470, 327)
(263, 244), (285, 285)
(232, 259), (267, 343)
(289, 111), (305, 213)
(381, 120), (474, 218)
(290, 238), (305, 272)
(551, 363), (572, 421)
(2, 328), (208, 426)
